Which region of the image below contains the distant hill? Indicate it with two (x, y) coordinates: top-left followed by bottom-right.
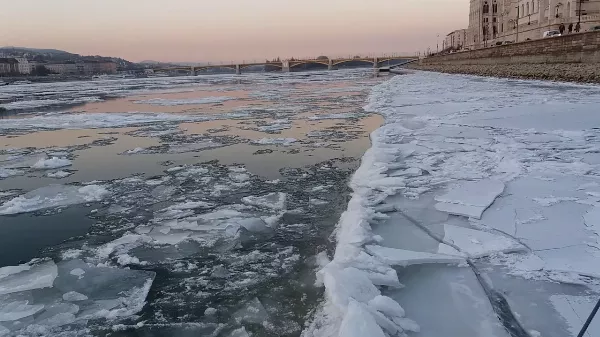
(0, 46), (141, 70)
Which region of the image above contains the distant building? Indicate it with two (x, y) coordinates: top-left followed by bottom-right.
(0, 58), (19, 75)
(445, 29), (468, 50)
(45, 62), (78, 75)
(44, 61), (117, 75)
(14, 58), (38, 74)
(468, 0), (600, 49)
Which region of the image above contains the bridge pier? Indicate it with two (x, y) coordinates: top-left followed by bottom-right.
(235, 65), (241, 75)
(281, 60), (290, 73)
(373, 57), (379, 69)
(328, 59), (333, 70)
(190, 66), (196, 76)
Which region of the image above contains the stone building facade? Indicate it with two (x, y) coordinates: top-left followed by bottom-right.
(45, 61), (117, 75)
(445, 29), (468, 50)
(0, 58), (19, 75)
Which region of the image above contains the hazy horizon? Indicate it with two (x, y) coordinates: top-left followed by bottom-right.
(0, 0), (468, 63)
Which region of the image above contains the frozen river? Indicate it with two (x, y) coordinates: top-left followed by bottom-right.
(0, 70), (384, 336)
(4, 70), (600, 337)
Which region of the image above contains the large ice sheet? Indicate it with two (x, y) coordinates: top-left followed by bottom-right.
(306, 72), (600, 337)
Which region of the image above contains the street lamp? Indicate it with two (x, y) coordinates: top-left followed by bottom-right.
(515, 5), (520, 43)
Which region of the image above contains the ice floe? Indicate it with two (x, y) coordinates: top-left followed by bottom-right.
(0, 261), (58, 295)
(0, 168), (23, 179)
(252, 137), (297, 146)
(241, 192), (287, 211)
(134, 96), (234, 106)
(31, 157), (72, 170)
(46, 170), (74, 178)
(0, 184), (109, 215)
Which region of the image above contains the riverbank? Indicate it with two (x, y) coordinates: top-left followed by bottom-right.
(405, 62), (600, 84)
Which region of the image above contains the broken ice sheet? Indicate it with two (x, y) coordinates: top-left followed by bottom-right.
(434, 179), (505, 219)
(0, 259), (156, 335)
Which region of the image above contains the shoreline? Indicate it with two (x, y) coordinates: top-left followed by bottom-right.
(405, 63), (600, 84)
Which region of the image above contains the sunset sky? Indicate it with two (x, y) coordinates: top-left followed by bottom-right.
(1, 0), (468, 63)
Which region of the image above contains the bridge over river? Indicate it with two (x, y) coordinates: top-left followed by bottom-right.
(153, 55), (418, 75)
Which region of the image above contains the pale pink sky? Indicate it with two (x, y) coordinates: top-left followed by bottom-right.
(0, 0), (468, 63)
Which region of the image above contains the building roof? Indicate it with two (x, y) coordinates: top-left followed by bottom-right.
(0, 58), (19, 64)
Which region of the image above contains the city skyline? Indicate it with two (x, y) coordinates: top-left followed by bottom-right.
(0, 0), (468, 62)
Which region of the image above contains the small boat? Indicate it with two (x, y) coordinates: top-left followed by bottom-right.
(11, 80), (32, 85)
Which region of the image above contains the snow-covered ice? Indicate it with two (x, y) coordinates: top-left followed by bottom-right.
(305, 72), (600, 337)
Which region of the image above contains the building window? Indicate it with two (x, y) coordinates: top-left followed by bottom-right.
(532, 1), (535, 12)
(522, 4), (525, 16)
(483, 1), (489, 14)
(493, 0), (498, 13)
(527, 3), (530, 15)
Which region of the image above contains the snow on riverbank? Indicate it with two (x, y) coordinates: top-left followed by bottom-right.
(305, 72), (600, 337)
